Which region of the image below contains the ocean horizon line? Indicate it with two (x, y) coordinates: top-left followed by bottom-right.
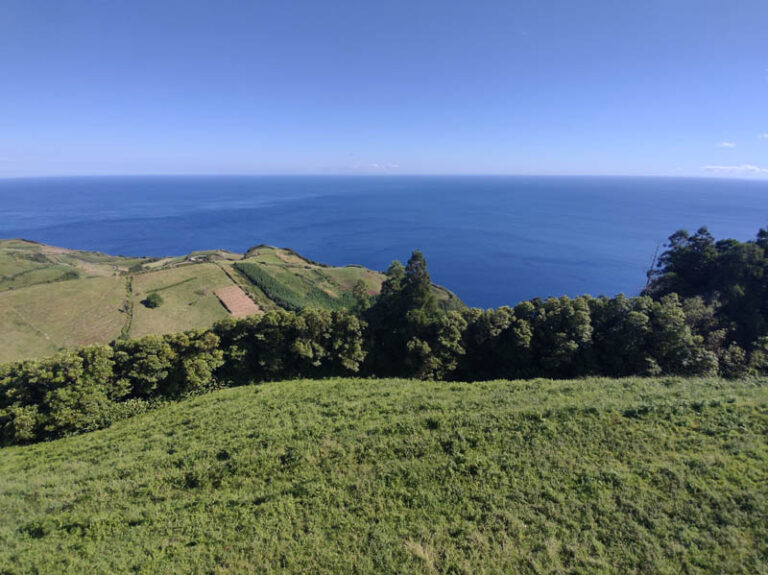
(2, 173), (768, 183)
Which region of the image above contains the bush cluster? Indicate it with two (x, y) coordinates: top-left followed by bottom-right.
(0, 332), (223, 445)
(0, 310), (364, 446)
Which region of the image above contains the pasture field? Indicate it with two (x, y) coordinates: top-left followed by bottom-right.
(0, 376), (765, 574)
(0, 239), (141, 291)
(0, 276), (126, 362)
(323, 264), (385, 294)
(129, 263), (234, 338)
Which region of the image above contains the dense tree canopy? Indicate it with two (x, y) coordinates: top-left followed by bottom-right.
(645, 226), (768, 355)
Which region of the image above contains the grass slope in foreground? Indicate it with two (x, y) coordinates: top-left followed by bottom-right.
(1, 377), (766, 574)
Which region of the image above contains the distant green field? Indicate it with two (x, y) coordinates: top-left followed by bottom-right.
(0, 241), (449, 362)
(1, 377), (765, 573)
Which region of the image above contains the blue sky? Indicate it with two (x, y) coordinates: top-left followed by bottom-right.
(1, 0), (767, 177)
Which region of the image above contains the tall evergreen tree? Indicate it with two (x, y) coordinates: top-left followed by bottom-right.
(363, 260), (408, 376)
(351, 280), (370, 316)
(402, 250), (437, 314)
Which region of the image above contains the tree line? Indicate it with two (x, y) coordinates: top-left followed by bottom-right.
(2, 227), (766, 446)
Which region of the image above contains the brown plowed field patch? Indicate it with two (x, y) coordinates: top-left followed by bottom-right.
(215, 285), (262, 318)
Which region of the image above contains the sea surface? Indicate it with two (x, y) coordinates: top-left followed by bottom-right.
(1, 175), (766, 308)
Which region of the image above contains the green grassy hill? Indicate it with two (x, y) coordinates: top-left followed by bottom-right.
(1, 376), (765, 573)
(0, 240), (463, 362)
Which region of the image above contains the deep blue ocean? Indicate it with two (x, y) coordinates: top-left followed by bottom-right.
(1, 175), (766, 308)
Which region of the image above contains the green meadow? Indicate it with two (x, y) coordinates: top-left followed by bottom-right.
(1, 376), (765, 574)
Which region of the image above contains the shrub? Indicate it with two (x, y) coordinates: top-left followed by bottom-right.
(142, 292), (164, 308)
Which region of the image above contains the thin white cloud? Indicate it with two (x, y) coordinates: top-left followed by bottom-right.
(351, 162), (400, 171)
(703, 164), (768, 175)
(758, 133), (768, 139)
(716, 141), (736, 148)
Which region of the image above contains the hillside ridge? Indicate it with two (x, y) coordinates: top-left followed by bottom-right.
(0, 239), (462, 362)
